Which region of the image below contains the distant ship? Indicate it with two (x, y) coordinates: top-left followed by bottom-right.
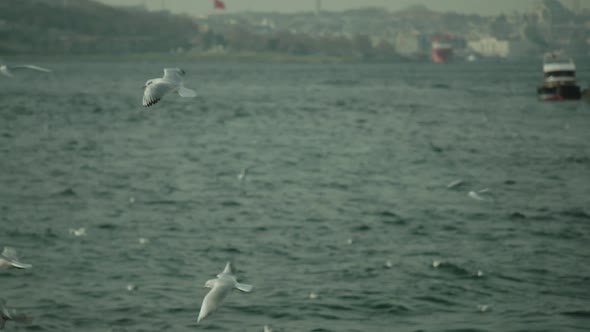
(431, 37), (453, 63)
(537, 51), (581, 101)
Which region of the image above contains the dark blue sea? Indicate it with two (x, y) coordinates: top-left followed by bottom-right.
(1, 61), (589, 332)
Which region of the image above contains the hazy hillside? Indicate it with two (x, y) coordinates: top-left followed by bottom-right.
(0, 0), (199, 55)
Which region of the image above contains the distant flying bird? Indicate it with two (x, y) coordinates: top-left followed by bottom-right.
(468, 188), (492, 202)
(142, 68), (197, 107)
(0, 299), (33, 329)
(214, 0), (226, 9)
(69, 227), (87, 237)
(446, 179), (466, 190)
(0, 247), (32, 270)
(237, 166), (252, 182)
(0, 64), (51, 78)
(197, 262), (253, 323)
(476, 304), (490, 312)
(468, 191), (485, 201)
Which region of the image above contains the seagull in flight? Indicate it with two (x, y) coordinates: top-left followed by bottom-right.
(142, 68), (197, 107)
(237, 166), (253, 182)
(0, 247), (32, 270)
(0, 299), (33, 329)
(0, 63), (51, 78)
(197, 262), (253, 323)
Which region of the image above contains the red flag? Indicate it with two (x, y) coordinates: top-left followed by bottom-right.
(214, 0), (225, 9)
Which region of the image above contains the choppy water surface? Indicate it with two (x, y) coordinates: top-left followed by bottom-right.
(1, 61), (590, 332)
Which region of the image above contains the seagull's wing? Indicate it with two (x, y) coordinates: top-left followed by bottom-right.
(143, 80), (175, 107)
(0, 66), (13, 77)
(0, 299), (7, 318)
(9, 65), (52, 72)
(1, 247), (18, 260)
(468, 191), (485, 201)
(235, 282), (253, 293)
(9, 260), (32, 269)
(177, 86), (197, 98)
(197, 281), (232, 323)
(162, 68), (184, 83)
(1, 247), (31, 269)
(217, 262), (233, 277)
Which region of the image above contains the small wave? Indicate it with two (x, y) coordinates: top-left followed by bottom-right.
(509, 212), (527, 219)
(97, 223), (117, 230)
(320, 79), (360, 86)
(564, 155), (590, 164)
(559, 208), (590, 220)
(320, 303), (355, 312)
(561, 310), (590, 318)
(219, 246), (242, 254)
(414, 295), (459, 307)
(369, 302), (411, 313)
(221, 200), (241, 207)
(431, 261), (474, 277)
(431, 83), (451, 89)
(144, 200), (180, 205)
(351, 224), (371, 232)
(54, 188), (77, 197)
(441, 328), (490, 332)
(372, 210), (406, 225)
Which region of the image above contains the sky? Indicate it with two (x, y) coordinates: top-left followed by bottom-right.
(95, 0), (545, 16)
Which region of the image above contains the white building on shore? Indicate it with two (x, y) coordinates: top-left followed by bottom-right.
(467, 37), (538, 59)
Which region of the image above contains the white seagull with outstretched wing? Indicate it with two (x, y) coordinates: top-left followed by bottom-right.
(142, 68), (197, 107)
(0, 64), (52, 78)
(197, 262), (253, 323)
(0, 247), (32, 269)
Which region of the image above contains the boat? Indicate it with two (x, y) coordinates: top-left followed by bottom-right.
(431, 36), (453, 63)
(537, 51), (581, 101)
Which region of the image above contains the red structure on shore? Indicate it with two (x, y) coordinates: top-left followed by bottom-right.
(431, 36), (453, 63)
(214, 0), (226, 10)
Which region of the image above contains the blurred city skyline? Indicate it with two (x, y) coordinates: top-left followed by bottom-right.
(95, 0), (583, 16)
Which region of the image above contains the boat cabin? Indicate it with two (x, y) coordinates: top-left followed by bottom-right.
(543, 52), (576, 85)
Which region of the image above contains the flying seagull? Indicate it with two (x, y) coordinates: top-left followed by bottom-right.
(0, 64), (51, 78)
(0, 247), (32, 270)
(197, 262), (253, 323)
(0, 299), (33, 329)
(237, 166), (253, 182)
(142, 68), (197, 107)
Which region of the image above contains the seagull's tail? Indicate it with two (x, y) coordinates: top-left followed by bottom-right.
(235, 282), (253, 293)
(178, 86), (197, 98)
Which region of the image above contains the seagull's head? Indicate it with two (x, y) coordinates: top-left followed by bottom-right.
(143, 80), (154, 89)
(204, 279), (217, 289)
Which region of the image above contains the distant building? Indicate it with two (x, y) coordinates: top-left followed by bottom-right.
(394, 31), (427, 56)
(467, 37), (538, 58)
(560, 0), (581, 12)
